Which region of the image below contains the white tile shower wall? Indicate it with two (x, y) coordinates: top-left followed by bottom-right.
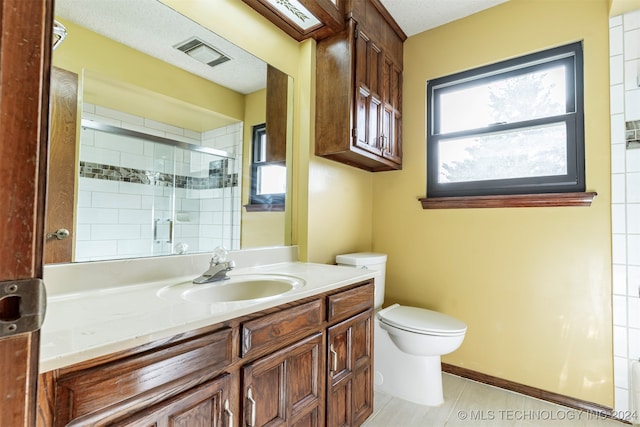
(76, 104), (241, 262)
(610, 9), (640, 419)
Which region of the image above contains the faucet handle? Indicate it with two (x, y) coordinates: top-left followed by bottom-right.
(212, 246), (229, 264)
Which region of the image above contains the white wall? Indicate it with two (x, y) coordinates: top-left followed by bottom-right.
(610, 9), (640, 416)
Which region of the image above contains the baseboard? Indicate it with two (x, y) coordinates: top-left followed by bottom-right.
(441, 363), (628, 423)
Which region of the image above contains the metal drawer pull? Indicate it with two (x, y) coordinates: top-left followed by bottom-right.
(224, 398), (233, 427)
(247, 387), (256, 427)
(330, 344), (338, 372)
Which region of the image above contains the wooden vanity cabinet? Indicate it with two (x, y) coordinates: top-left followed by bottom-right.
(326, 284), (374, 427)
(37, 280), (374, 427)
(315, 0), (405, 172)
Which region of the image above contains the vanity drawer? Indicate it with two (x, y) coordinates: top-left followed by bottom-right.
(327, 281), (374, 323)
(55, 327), (233, 422)
(241, 299), (323, 358)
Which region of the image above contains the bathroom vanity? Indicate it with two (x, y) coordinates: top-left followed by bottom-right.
(36, 250), (376, 426)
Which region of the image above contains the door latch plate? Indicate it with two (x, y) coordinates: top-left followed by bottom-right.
(0, 279), (46, 338)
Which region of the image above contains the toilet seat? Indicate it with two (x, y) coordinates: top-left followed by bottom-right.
(377, 304), (467, 337)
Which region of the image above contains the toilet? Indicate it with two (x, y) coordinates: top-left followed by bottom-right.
(336, 252), (467, 406)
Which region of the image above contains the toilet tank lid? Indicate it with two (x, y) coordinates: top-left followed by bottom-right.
(377, 304), (467, 335)
(336, 252), (387, 266)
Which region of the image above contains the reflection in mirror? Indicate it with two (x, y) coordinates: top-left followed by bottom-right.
(49, 0), (292, 263)
(76, 119), (238, 262)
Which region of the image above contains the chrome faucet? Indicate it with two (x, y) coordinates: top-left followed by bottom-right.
(193, 247), (235, 284)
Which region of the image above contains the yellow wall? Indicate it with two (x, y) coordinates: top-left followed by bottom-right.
(373, 0), (612, 406)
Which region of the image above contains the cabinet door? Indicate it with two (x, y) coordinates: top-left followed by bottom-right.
(242, 333), (324, 427)
(266, 64), (289, 163)
(327, 309), (373, 427)
(112, 374), (233, 427)
(381, 56), (402, 166)
(353, 26), (383, 156)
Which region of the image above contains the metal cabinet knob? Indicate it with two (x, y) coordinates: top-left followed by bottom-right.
(46, 228), (70, 240)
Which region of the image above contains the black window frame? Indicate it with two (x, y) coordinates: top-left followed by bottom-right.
(426, 41), (585, 198)
(249, 123), (285, 208)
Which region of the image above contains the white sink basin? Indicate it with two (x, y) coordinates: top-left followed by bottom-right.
(157, 274), (305, 303)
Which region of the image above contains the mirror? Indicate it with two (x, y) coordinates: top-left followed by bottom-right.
(48, 0), (293, 264)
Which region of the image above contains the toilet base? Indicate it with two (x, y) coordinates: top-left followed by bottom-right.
(374, 319), (445, 406)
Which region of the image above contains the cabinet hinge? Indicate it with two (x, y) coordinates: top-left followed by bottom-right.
(354, 23), (358, 39)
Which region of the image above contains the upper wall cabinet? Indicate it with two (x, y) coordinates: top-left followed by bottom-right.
(242, 0), (345, 41)
(315, 0), (406, 172)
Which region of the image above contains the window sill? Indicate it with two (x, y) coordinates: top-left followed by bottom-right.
(244, 204), (285, 212)
(418, 192), (597, 209)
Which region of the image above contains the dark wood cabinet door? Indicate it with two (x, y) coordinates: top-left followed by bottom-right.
(353, 26), (382, 157)
(381, 56), (402, 165)
(266, 65), (289, 163)
(242, 333), (324, 427)
(113, 374), (233, 427)
(327, 310), (373, 427)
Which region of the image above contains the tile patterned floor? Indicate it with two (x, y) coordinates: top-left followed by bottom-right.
(363, 374), (629, 426)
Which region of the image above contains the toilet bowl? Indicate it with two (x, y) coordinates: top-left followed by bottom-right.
(336, 252), (467, 407)
(377, 304), (466, 356)
(375, 303), (466, 406)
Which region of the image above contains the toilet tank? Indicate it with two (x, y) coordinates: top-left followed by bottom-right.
(335, 252), (387, 309)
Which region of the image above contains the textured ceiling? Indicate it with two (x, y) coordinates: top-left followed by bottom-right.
(54, 0), (267, 94)
(54, 0), (510, 94)
(380, 0), (511, 36)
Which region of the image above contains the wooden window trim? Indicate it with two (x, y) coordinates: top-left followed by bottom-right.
(418, 191), (596, 209)
(244, 204), (285, 212)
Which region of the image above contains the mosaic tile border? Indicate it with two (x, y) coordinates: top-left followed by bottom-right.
(79, 160), (238, 189)
(627, 120), (640, 150)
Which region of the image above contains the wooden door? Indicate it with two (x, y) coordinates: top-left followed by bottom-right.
(45, 67), (78, 264)
(326, 310), (373, 427)
(242, 333), (324, 427)
(0, 0), (53, 426)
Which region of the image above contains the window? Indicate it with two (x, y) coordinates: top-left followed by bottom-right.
(426, 42), (584, 199)
(249, 123), (285, 209)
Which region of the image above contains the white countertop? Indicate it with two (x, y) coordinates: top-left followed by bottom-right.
(40, 261), (375, 373)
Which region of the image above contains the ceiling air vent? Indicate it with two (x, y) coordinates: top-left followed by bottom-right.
(174, 37), (230, 67)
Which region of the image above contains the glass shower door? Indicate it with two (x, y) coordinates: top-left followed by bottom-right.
(151, 143), (176, 256)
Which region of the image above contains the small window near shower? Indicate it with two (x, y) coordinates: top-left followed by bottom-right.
(248, 123), (285, 211)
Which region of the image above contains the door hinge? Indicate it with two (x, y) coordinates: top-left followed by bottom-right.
(0, 279), (46, 338)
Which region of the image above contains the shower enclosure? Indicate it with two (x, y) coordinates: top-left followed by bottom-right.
(75, 119), (240, 262)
